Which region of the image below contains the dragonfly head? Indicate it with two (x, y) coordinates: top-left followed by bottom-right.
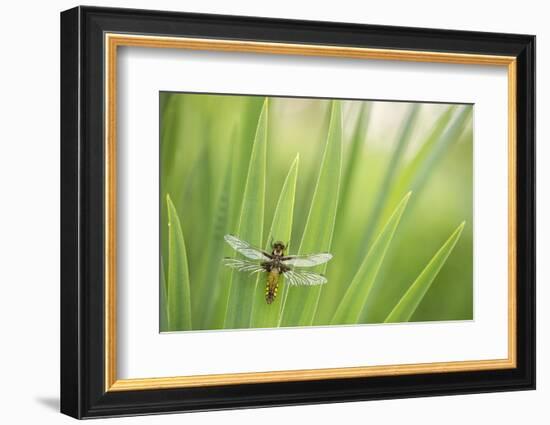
(271, 241), (286, 256)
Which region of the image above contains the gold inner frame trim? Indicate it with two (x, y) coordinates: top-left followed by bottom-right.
(104, 33), (518, 392)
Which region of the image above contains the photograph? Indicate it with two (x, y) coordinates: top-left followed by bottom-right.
(159, 93), (474, 332)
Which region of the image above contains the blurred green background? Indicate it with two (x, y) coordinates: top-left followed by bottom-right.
(160, 92), (473, 332)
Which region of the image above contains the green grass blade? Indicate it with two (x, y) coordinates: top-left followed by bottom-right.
(166, 194), (192, 331)
(159, 256), (169, 332)
(394, 106), (456, 192)
(338, 102), (371, 219)
(251, 155), (299, 328)
(208, 130), (245, 329)
(331, 192), (411, 325)
(227, 99), (265, 232)
(280, 101), (343, 327)
(181, 143), (213, 324)
(358, 106), (472, 324)
(384, 221), (466, 323)
(316, 102), (371, 324)
(356, 105), (420, 261)
(193, 159), (232, 329)
(223, 99), (268, 329)
(383, 106), (472, 219)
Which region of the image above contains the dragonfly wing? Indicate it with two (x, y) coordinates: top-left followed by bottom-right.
(284, 269), (327, 286)
(222, 258), (265, 274)
(282, 253), (332, 267)
(224, 234), (271, 260)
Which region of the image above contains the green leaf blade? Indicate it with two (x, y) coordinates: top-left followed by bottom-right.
(316, 102), (371, 324)
(193, 159), (233, 329)
(384, 221), (466, 323)
(280, 101), (343, 327)
(223, 99), (268, 329)
(356, 105), (420, 262)
(358, 106), (472, 324)
(384, 106), (473, 219)
(331, 192), (411, 325)
(159, 256), (169, 332)
(166, 194), (192, 331)
(251, 155), (300, 328)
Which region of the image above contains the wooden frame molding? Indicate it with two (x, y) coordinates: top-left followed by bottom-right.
(104, 33), (518, 392)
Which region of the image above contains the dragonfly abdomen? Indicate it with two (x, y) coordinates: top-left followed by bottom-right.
(265, 269), (280, 304)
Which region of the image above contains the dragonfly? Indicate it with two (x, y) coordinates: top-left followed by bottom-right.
(222, 234), (333, 304)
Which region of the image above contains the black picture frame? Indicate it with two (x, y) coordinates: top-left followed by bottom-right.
(60, 5), (535, 419)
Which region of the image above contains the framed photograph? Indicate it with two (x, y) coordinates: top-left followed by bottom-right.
(60, 6), (535, 419)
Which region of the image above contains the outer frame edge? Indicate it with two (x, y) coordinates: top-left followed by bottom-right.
(60, 5), (83, 420)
